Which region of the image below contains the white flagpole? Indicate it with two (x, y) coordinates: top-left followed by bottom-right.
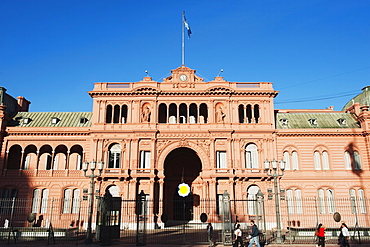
(182, 11), (185, 66)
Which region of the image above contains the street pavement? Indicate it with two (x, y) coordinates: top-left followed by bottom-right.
(2, 243), (366, 247)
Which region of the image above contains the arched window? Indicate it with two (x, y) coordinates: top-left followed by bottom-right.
(314, 151), (321, 170)
(350, 189), (367, 214)
(318, 189), (325, 214)
(121, 105), (127, 123)
(283, 151), (290, 170)
(322, 151), (330, 170)
(295, 189), (302, 214)
(7, 145), (22, 169)
(253, 104), (260, 123)
(358, 189), (366, 214)
(72, 189), (80, 214)
(169, 103), (177, 124)
(70, 153), (82, 170)
(286, 189), (302, 215)
(63, 189), (72, 213)
(318, 188), (335, 214)
(158, 103), (167, 123)
(327, 189), (335, 213)
(179, 103), (187, 123)
(344, 150), (362, 170)
(354, 151), (362, 170)
(189, 103), (197, 123)
(113, 105), (120, 123)
(40, 189), (49, 214)
(344, 151), (351, 170)
(107, 185), (120, 197)
(283, 151), (299, 171)
(245, 144), (258, 170)
(108, 144), (121, 168)
(32, 189), (40, 213)
(106, 105), (112, 123)
(246, 105), (252, 123)
(286, 189), (294, 214)
(63, 188), (80, 214)
(247, 185), (260, 215)
(199, 103), (208, 123)
(238, 105), (244, 123)
(292, 151), (299, 170)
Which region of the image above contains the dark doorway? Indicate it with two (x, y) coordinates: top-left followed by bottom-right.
(163, 147), (202, 222)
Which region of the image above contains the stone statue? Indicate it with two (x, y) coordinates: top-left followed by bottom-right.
(216, 105), (226, 123)
(142, 105), (151, 123)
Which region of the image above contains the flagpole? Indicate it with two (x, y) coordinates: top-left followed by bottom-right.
(182, 11), (185, 66)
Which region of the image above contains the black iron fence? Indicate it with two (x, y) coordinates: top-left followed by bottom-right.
(0, 196), (369, 245)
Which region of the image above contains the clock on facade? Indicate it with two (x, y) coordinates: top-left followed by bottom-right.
(179, 74), (188, 81)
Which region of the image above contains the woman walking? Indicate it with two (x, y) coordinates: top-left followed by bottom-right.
(316, 223), (325, 247)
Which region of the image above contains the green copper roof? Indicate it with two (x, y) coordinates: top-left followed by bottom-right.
(342, 86), (370, 111)
(276, 112), (359, 129)
(9, 112), (92, 128)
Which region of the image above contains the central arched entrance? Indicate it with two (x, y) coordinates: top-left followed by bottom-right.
(163, 147), (202, 223)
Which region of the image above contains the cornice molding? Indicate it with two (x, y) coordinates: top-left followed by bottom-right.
(277, 132), (364, 137)
(8, 132), (90, 136)
(89, 90), (277, 97)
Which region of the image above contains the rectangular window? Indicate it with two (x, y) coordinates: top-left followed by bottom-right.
(140, 151), (151, 169)
(109, 152), (121, 168)
(216, 194), (223, 215)
(245, 151), (252, 169)
(216, 151), (227, 169)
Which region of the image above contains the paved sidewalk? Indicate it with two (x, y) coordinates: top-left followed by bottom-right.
(2, 243), (365, 247)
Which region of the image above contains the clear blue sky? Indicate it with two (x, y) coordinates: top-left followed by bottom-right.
(1, 0), (370, 112)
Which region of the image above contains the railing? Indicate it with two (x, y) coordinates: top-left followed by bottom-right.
(0, 197), (369, 245)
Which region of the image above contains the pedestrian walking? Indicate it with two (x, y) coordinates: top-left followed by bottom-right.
(315, 223), (325, 247)
(234, 223), (243, 247)
(340, 222), (350, 247)
(207, 222), (214, 247)
(248, 220), (260, 247)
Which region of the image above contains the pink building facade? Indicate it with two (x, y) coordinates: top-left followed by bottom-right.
(1, 66), (369, 230)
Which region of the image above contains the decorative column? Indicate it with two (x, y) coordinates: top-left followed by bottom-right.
(65, 151), (70, 170)
(20, 151), (25, 169)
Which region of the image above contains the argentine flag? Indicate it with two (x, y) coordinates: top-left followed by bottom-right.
(183, 14), (192, 38)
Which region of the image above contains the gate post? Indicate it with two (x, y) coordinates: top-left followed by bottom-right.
(136, 190), (147, 246)
(99, 192), (114, 246)
(222, 190), (233, 246)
